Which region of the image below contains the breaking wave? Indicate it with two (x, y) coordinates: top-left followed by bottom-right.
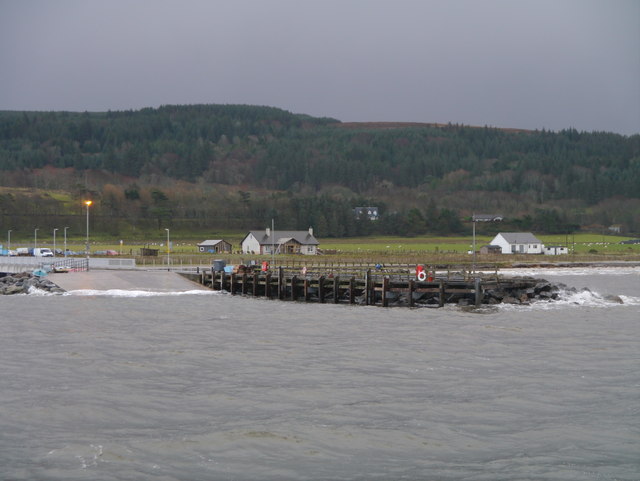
(499, 286), (640, 311)
(491, 266), (640, 277)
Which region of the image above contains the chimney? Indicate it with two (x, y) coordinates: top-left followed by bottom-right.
(266, 227), (271, 237)
(308, 226), (313, 236)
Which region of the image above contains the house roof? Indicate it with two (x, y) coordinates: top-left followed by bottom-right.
(245, 230), (319, 246)
(497, 232), (542, 244)
(198, 239), (229, 246)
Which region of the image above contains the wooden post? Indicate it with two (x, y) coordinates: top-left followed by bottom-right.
(439, 279), (445, 307)
(304, 278), (310, 302)
(475, 277), (483, 307)
(349, 277), (355, 304)
(333, 275), (340, 304)
(318, 276), (325, 303)
(230, 273), (236, 295)
(220, 270), (226, 291)
(409, 279), (415, 307)
(252, 272), (258, 297)
(278, 267), (284, 300)
(242, 272), (248, 295)
(382, 277), (389, 307)
(365, 269), (371, 306)
(291, 275), (297, 301)
(265, 273), (272, 298)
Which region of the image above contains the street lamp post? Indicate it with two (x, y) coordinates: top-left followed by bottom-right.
(64, 227), (69, 257)
(85, 200), (92, 262)
(53, 228), (58, 258)
(165, 228), (170, 269)
(34, 228), (39, 250)
(472, 216), (476, 274)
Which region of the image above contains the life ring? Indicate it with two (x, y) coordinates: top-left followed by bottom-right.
(417, 270), (427, 281)
(261, 261), (269, 271)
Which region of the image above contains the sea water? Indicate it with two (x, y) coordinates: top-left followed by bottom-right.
(1, 267), (638, 480)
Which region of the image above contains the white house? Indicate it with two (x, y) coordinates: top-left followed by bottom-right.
(544, 245), (569, 255)
(241, 227), (319, 255)
(490, 232), (544, 254)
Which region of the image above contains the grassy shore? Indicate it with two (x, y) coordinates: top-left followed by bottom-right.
(10, 233), (639, 267)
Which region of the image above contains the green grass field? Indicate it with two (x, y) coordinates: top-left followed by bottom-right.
(5, 231), (640, 262)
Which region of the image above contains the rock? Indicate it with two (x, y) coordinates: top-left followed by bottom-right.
(2, 284), (25, 295)
(604, 295), (624, 304)
(0, 272), (65, 295)
(534, 281), (552, 293)
(502, 296), (520, 304)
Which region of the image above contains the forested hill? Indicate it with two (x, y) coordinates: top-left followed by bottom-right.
(1, 104), (639, 236)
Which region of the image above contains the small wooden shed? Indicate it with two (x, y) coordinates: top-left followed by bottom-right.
(198, 239), (232, 254)
(480, 244), (502, 255)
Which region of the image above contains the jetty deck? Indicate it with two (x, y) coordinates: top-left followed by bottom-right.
(50, 270), (210, 292)
(183, 265), (556, 307)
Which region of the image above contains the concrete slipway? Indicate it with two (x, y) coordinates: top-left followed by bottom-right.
(49, 270), (208, 293)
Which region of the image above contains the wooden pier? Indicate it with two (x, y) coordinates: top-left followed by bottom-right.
(183, 265), (556, 307)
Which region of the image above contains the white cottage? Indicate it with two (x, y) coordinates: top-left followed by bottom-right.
(241, 227), (319, 255)
(490, 232), (544, 255)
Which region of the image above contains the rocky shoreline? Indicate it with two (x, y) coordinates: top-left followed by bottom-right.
(0, 272), (65, 295)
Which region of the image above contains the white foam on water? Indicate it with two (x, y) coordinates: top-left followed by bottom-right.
(27, 286), (57, 296)
(64, 289), (221, 298)
(488, 266), (640, 277)
(498, 287), (640, 311)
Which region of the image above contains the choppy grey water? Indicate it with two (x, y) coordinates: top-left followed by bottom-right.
(1, 267), (639, 480)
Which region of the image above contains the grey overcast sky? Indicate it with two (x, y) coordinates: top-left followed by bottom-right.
(1, 0), (638, 135)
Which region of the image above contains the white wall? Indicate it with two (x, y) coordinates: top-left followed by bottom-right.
(241, 234), (261, 254)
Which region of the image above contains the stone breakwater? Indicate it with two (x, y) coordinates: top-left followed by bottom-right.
(0, 272), (65, 295)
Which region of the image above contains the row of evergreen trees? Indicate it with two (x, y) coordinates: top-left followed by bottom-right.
(0, 104), (639, 237)
(1, 105), (638, 205)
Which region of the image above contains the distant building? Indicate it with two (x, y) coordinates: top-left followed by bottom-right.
(241, 227), (319, 255)
(480, 245), (502, 255)
(490, 232), (543, 254)
(354, 207), (379, 221)
(197, 239), (232, 253)
(473, 214), (504, 222)
(544, 245), (569, 255)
